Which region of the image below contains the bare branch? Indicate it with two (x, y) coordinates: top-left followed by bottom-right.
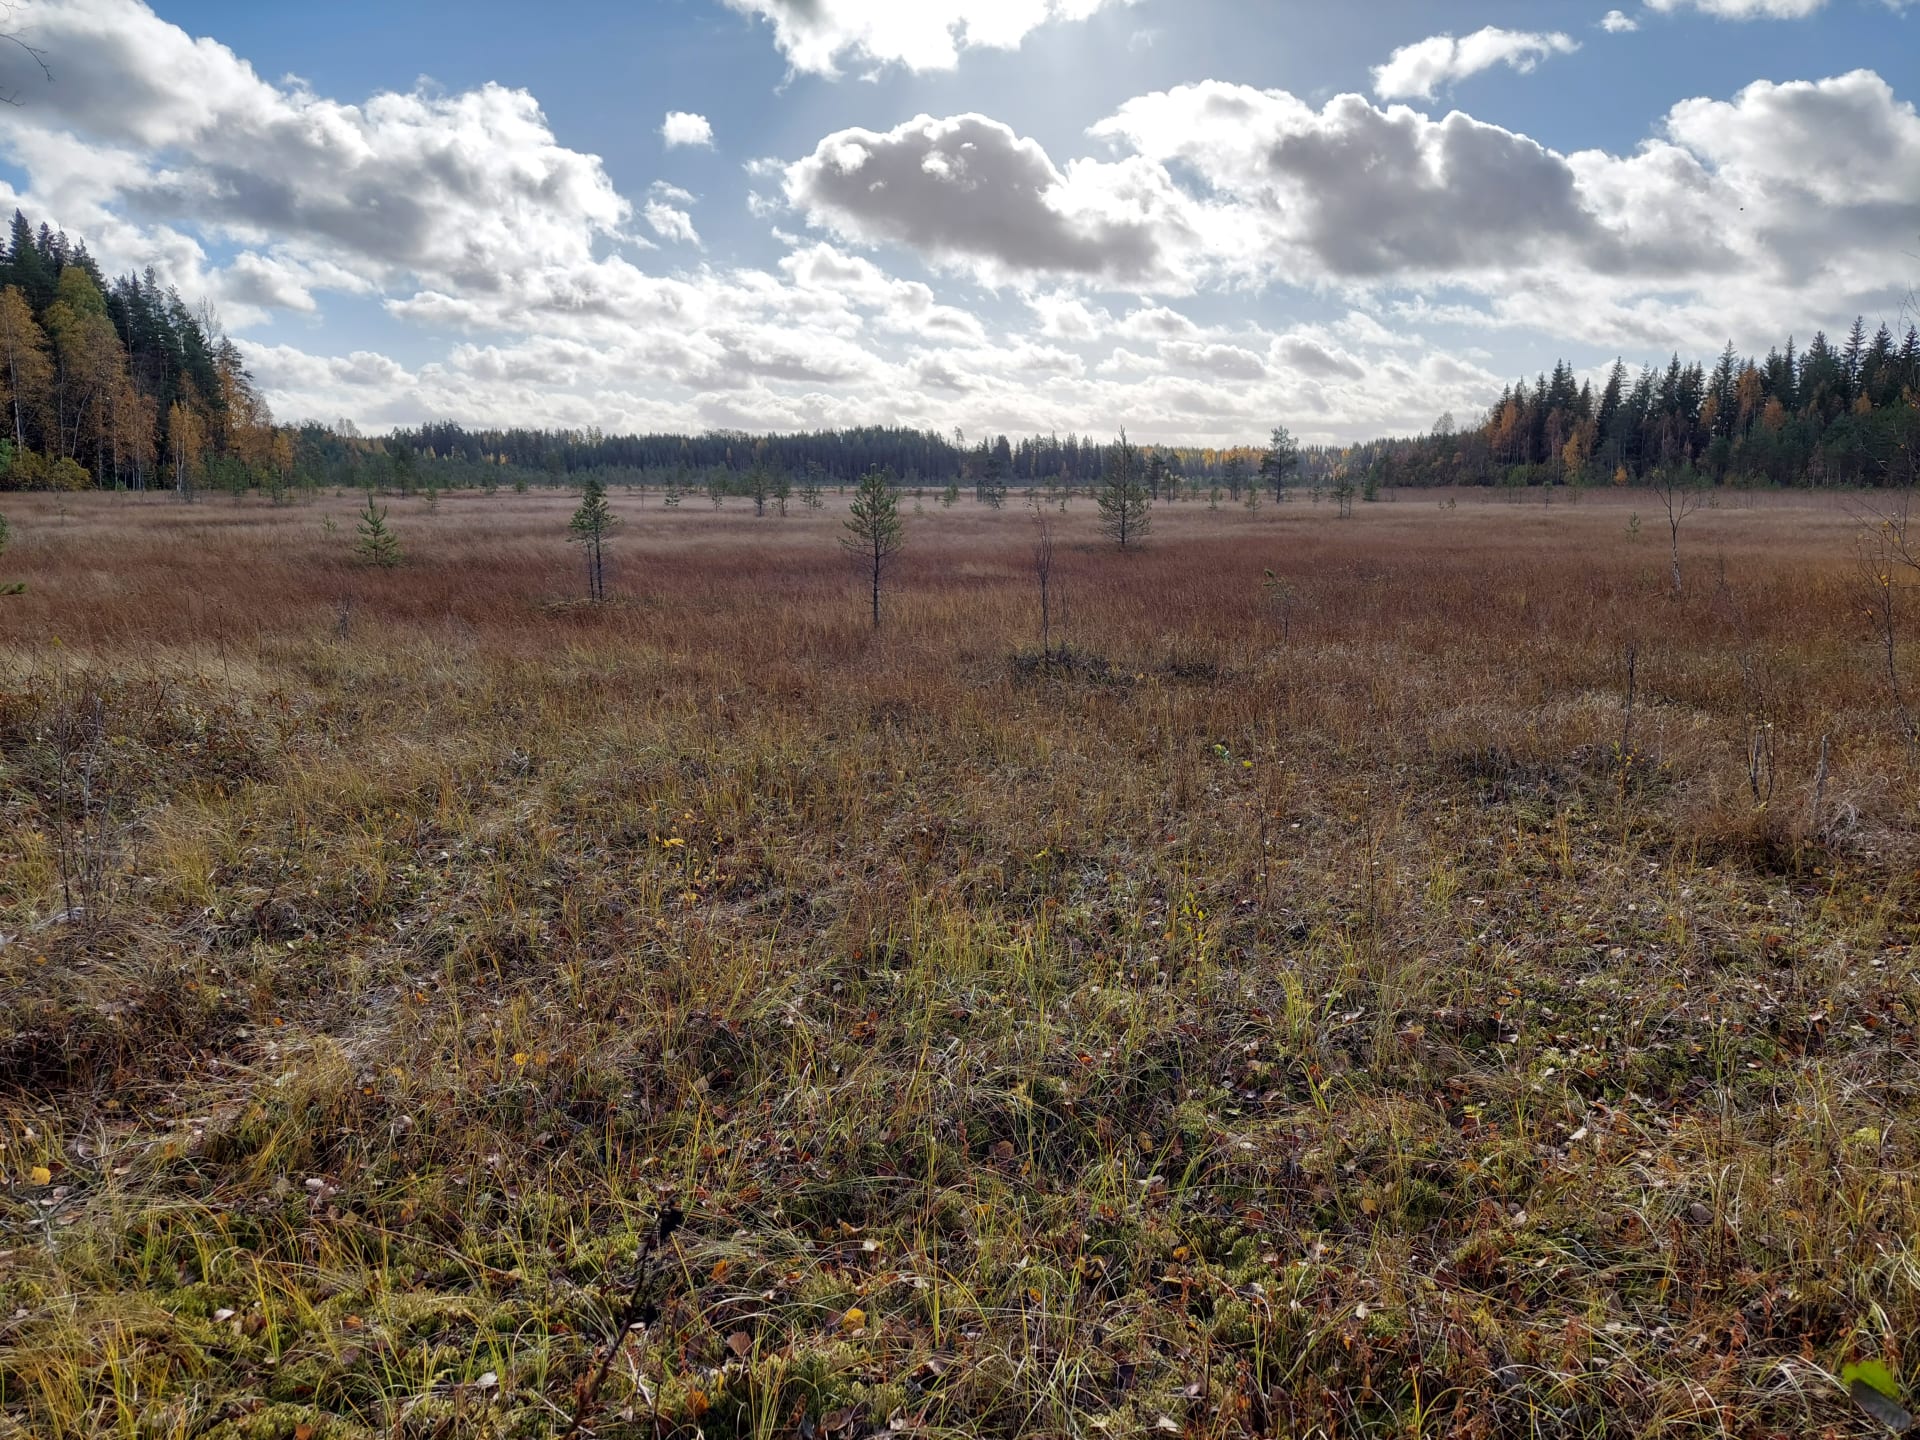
(0, 3), (50, 107)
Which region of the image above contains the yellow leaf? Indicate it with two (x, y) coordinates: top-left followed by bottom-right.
(29, 1165), (52, 1186)
(840, 1307), (866, 1330)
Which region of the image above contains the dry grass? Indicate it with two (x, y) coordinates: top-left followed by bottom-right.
(1, 484), (1916, 1439)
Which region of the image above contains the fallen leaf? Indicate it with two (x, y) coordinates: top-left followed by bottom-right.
(28, 1166), (50, 1186)
(727, 1330), (752, 1358)
(1844, 1361), (1913, 1433)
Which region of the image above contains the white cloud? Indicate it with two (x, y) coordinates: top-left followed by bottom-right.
(719, 0), (1134, 77)
(661, 110), (714, 148)
(643, 192), (701, 246)
(2, 0), (634, 323)
(1162, 340), (1267, 380)
(1645, 0), (1826, 16)
(1372, 27), (1580, 101)
(783, 111), (1173, 285)
(9, 0), (1917, 449)
(1601, 10), (1640, 32)
(772, 73), (1915, 357)
(1025, 290), (1112, 340)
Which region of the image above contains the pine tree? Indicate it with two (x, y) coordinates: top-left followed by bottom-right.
(1096, 431), (1150, 551)
(842, 466), (904, 628)
(1145, 450), (1171, 501)
(569, 475), (617, 601)
(1222, 453), (1251, 502)
(354, 490), (402, 568)
(1259, 424), (1300, 503)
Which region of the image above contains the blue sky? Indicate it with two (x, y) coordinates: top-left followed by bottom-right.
(2, 0), (1915, 442)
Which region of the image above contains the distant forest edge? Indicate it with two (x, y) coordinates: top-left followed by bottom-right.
(1, 207), (1916, 495)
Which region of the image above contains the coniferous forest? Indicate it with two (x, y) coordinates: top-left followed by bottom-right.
(2, 207), (1915, 495)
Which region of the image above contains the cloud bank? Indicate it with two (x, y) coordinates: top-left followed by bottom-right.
(1, 0), (1913, 445)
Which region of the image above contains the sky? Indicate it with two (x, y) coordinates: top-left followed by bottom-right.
(0, 0), (1916, 445)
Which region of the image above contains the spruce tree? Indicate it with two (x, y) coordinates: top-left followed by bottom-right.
(354, 490), (402, 568)
(569, 475), (617, 601)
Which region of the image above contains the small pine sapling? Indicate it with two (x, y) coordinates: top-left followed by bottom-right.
(1096, 431), (1150, 551)
(842, 466), (904, 628)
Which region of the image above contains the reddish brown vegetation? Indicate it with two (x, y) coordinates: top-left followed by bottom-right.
(1, 486), (1915, 1438)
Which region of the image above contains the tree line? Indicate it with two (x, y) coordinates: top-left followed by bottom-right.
(5, 205), (1915, 496)
(1356, 324), (1920, 492)
(386, 421), (1280, 489)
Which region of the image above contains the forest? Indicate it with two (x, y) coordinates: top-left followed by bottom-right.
(0, 211), (284, 494)
(1354, 332), (1920, 492)
(2, 207), (1916, 496)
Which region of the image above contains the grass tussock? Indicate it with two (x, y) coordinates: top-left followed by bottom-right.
(1, 486), (1917, 1438)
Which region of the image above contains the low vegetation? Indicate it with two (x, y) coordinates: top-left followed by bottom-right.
(1, 486), (1916, 1439)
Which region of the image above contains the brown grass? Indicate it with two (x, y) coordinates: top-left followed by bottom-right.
(1, 483), (1916, 1439)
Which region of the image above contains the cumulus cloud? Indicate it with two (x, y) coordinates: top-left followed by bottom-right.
(1089, 74), (1917, 336)
(9, 0), (1917, 448)
(718, 0), (1133, 76)
(1372, 27), (1580, 100)
(771, 74), (1913, 355)
(661, 110), (714, 148)
(783, 112), (1170, 284)
(1600, 10), (1640, 32)
(1276, 335), (1366, 381)
(3, 0), (634, 320)
(1091, 83), (1695, 284)
(643, 185), (702, 246)
(1025, 291), (1112, 341)
(1646, 0), (1826, 16)
(1161, 340), (1267, 380)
